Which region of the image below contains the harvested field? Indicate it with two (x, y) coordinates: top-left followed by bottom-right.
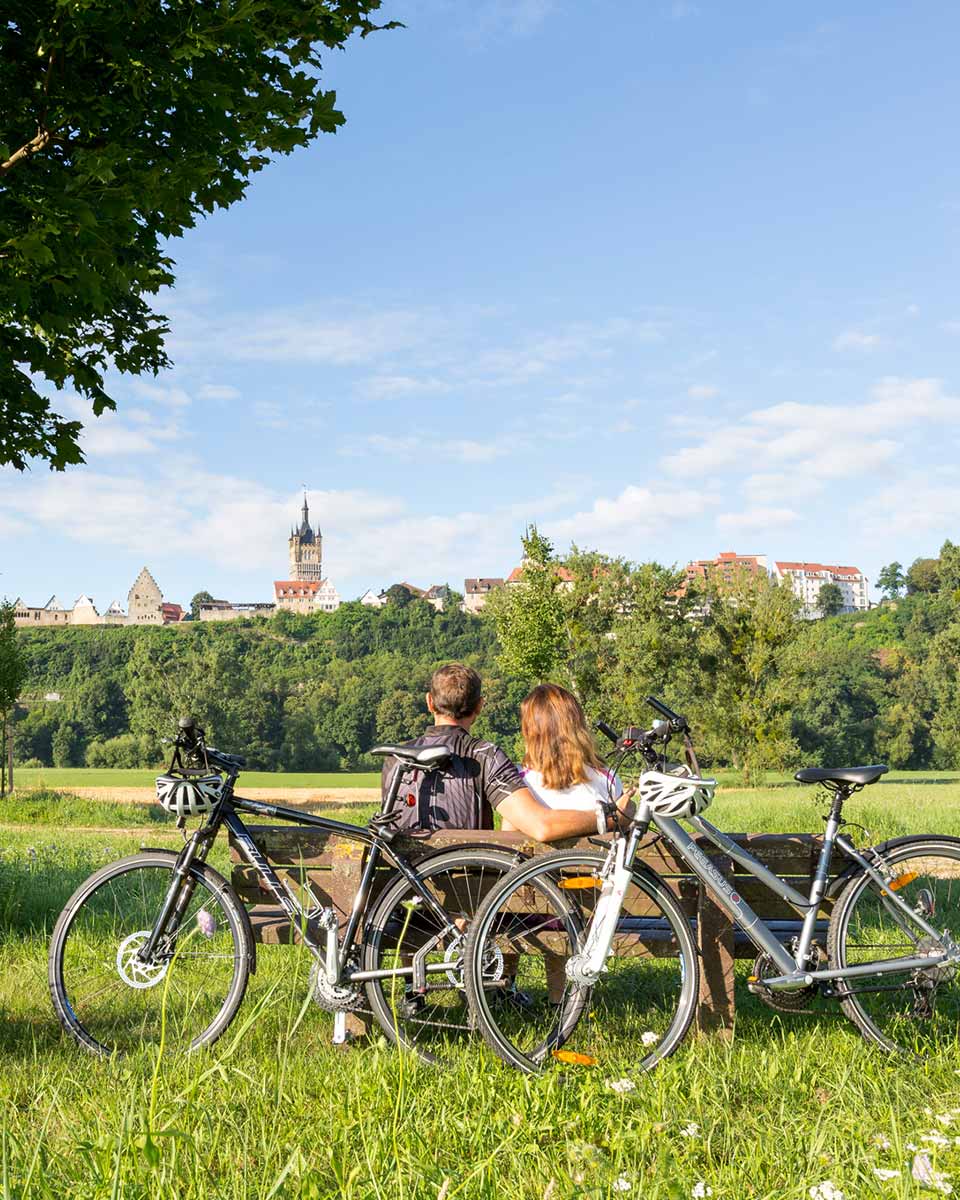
(16, 783), (381, 807)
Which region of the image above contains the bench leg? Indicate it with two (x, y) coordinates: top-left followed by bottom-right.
(695, 858), (736, 1038)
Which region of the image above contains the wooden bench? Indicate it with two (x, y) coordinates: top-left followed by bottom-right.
(228, 826), (842, 1041)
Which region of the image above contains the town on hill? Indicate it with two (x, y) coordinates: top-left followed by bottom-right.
(13, 497), (872, 629)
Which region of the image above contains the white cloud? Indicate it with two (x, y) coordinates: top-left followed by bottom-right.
(361, 375), (451, 400)
(663, 378), (959, 490)
(862, 476), (960, 538)
(687, 385), (719, 399)
(716, 507), (799, 532)
(344, 432), (522, 464)
(833, 329), (883, 351)
(547, 484), (717, 545)
(940, 320), (960, 335)
(198, 384), (241, 401)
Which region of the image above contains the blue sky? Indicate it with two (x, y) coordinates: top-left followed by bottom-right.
(4, 0), (960, 610)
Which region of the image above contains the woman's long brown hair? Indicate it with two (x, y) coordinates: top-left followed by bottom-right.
(521, 683), (605, 791)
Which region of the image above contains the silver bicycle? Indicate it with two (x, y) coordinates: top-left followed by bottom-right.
(463, 697), (960, 1073)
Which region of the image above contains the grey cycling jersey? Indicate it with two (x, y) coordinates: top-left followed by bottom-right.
(380, 724), (525, 831)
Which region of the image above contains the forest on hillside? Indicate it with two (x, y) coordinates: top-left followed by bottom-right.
(9, 540), (960, 778)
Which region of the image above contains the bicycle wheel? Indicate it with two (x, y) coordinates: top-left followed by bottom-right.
(463, 849), (700, 1075)
(49, 852), (252, 1056)
(828, 837), (960, 1056)
(361, 847), (523, 1064)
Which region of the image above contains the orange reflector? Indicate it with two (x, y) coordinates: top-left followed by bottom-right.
(889, 872), (918, 891)
(558, 877), (602, 890)
(552, 1049), (598, 1066)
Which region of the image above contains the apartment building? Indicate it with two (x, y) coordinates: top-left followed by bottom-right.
(774, 561), (869, 618)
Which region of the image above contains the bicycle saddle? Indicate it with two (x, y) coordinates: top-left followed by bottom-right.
(370, 744), (453, 770)
(794, 765), (888, 787)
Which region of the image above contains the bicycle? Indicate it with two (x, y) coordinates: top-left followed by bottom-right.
(463, 696), (960, 1073)
(49, 717), (523, 1062)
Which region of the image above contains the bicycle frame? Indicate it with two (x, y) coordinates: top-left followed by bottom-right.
(643, 803), (953, 988)
(142, 766), (468, 988)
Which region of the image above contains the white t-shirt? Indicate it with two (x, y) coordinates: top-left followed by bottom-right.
(521, 765), (623, 812)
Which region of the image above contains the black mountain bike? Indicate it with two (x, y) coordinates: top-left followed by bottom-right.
(49, 718), (522, 1062)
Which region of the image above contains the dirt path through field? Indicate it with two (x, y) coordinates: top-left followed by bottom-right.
(19, 785), (380, 807)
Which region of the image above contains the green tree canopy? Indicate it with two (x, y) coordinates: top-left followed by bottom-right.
(0, 599), (28, 794)
(1, 1), (395, 470)
(485, 526), (567, 683)
(876, 561), (905, 600)
(818, 582), (845, 618)
(907, 558), (941, 594)
(190, 591), (214, 621)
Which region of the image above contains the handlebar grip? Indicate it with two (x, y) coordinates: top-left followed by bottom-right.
(595, 721), (619, 745)
(645, 696), (678, 720)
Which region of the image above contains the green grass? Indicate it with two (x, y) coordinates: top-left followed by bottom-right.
(12, 768), (381, 789)
(3, 777), (960, 1197)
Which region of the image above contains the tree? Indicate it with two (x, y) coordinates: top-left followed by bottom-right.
(385, 584), (414, 608)
(876, 562), (905, 600)
(691, 575), (802, 782)
(0, 600), (27, 794)
(485, 527), (567, 683)
(907, 558), (941, 595)
(818, 583), (845, 618)
(1, 2), (396, 471)
(190, 591), (214, 622)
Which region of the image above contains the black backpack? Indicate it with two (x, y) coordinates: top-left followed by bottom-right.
(386, 741), (489, 832)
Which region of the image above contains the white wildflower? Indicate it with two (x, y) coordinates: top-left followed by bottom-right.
(679, 1123), (700, 1138)
(913, 1153), (953, 1194)
(692, 1183), (713, 1198)
(907, 1143), (920, 1151)
(872, 1134), (893, 1149)
(937, 1114), (956, 1127)
(809, 1184), (844, 1200)
(873, 1168), (901, 1181)
(923, 1133), (951, 1147)
(612, 1178), (631, 1193)
(606, 1078), (637, 1094)
(640, 1031), (659, 1047)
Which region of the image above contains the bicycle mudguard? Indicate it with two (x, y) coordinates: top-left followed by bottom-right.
(826, 834), (960, 899)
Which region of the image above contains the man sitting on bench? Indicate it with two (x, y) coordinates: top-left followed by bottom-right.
(380, 662), (624, 841)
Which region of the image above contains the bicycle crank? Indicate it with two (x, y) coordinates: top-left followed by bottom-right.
(309, 960), (364, 1012)
(748, 949), (821, 1013)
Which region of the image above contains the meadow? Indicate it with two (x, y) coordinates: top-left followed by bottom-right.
(3, 778), (960, 1198)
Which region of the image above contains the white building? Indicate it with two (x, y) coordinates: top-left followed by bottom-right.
(359, 588), (386, 609)
(313, 580), (341, 613)
(774, 561), (870, 619)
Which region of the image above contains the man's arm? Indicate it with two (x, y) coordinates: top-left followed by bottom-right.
(497, 787), (601, 843)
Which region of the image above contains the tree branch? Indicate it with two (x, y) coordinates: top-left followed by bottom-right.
(0, 127), (54, 174)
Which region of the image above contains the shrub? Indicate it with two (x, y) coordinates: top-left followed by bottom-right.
(85, 733), (161, 769)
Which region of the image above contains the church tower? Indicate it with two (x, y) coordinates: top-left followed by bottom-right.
(288, 491), (323, 582)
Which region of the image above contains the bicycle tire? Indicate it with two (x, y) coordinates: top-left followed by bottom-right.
(361, 846), (523, 1064)
(49, 852), (253, 1057)
(828, 836), (960, 1056)
(463, 849), (700, 1075)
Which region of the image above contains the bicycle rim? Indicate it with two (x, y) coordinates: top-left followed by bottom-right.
(361, 848), (521, 1064)
(830, 839), (960, 1056)
(50, 854), (249, 1056)
(464, 850), (700, 1075)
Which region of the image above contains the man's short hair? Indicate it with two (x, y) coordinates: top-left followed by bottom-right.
(430, 663), (483, 720)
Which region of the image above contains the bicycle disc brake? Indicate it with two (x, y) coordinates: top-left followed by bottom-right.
(116, 931), (169, 990)
(309, 960), (364, 1012)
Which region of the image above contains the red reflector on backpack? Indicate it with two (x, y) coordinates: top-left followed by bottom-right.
(407, 794), (416, 806)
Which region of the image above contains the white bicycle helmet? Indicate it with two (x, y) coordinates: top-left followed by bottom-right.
(638, 769), (716, 819)
(155, 773), (225, 819)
